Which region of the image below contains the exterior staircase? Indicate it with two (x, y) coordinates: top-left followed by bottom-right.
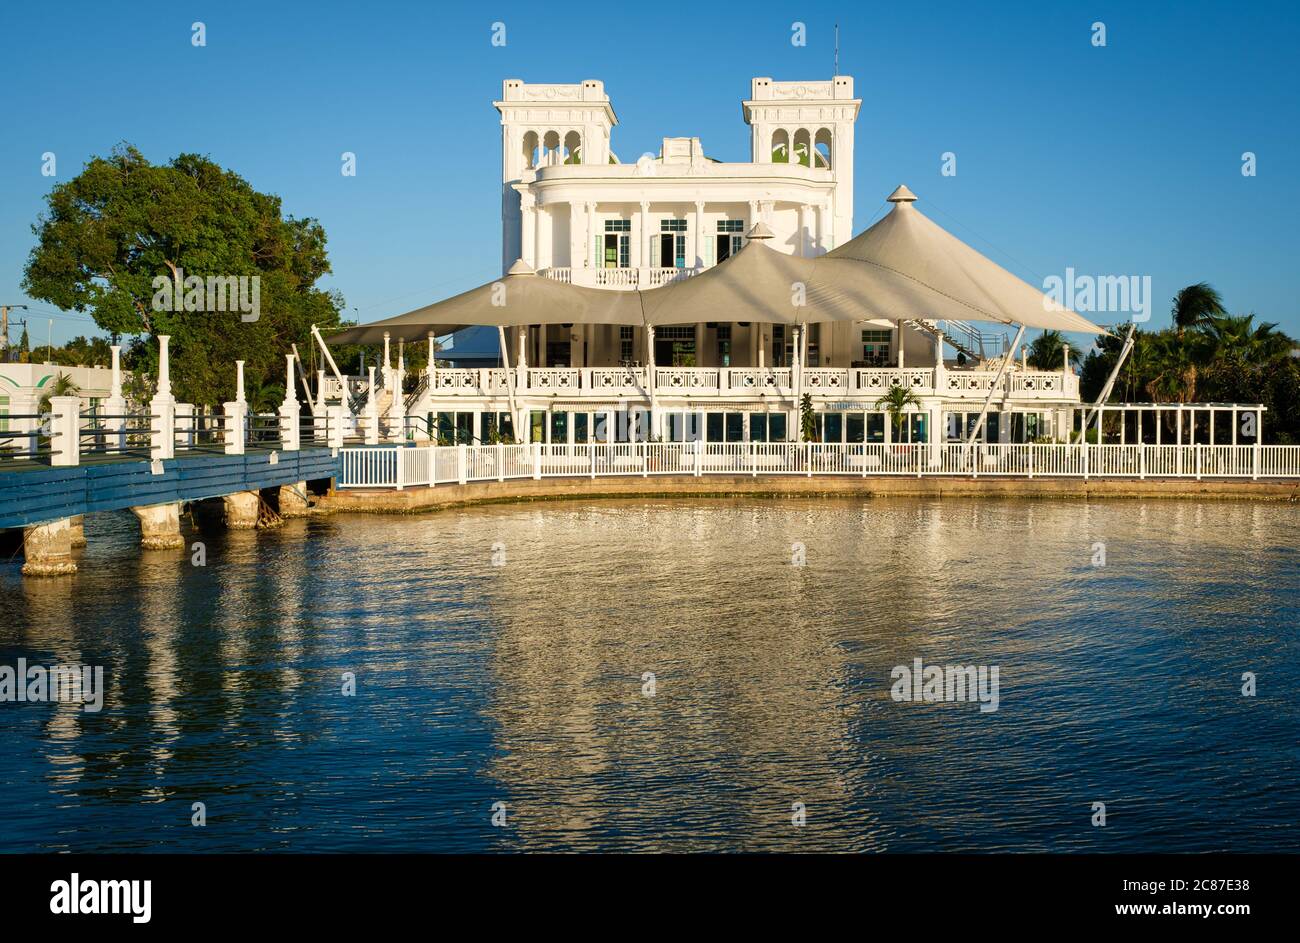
(906, 319), (1010, 366)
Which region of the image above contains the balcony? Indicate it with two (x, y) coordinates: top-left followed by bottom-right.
(541, 266), (702, 290)
(414, 366), (1080, 401)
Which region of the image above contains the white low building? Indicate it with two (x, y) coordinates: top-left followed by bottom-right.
(0, 362), (116, 449)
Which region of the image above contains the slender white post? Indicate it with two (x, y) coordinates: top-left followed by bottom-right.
(105, 344), (127, 452)
(149, 335), (176, 462)
(279, 354), (300, 450)
(364, 365), (379, 445)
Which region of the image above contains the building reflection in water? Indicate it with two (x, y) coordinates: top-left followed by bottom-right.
(1, 497), (1296, 852)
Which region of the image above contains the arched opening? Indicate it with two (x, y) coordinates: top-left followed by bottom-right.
(792, 129), (812, 168)
(522, 130), (539, 170)
(771, 128), (790, 163)
(814, 128), (832, 169)
(542, 131), (561, 166)
(563, 130), (582, 165)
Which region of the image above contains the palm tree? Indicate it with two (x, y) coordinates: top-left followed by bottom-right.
(1204, 313), (1294, 363)
(1026, 330), (1082, 370)
(1171, 282), (1227, 336)
(244, 375), (285, 413)
(37, 372), (81, 412)
(874, 384), (923, 442)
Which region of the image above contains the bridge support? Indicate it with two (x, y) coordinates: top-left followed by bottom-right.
(223, 491), (260, 530)
(69, 514), (87, 548)
(21, 518), (78, 577)
(131, 502), (185, 550)
(278, 481), (310, 518)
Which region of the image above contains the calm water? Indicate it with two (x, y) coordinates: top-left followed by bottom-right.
(1, 497), (1297, 852)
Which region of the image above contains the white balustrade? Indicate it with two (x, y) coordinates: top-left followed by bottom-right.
(336, 443), (1300, 488)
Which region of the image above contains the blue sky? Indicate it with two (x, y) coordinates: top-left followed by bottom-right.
(1, 0), (1296, 350)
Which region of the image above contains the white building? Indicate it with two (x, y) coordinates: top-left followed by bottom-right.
(341, 76), (1088, 448)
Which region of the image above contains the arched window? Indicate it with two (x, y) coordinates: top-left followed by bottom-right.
(563, 130), (582, 165)
(522, 130), (539, 170)
(771, 128), (790, 163)
(814, 128), (833, 169)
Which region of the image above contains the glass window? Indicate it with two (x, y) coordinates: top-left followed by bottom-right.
(823, 412), (843, 444)
(437, 412), (454, 442)
(718, 219), (744, 233)
(846, 413), (865, 443)
(530, 410), (546, 444)
(604, 219), (630, 232)
(750, 414), (767, 443)
(866, 413), (885, 443)
(550, 411), (569, 444)
(706, 413), (724, 443)
(725, 413), (744, 442)
(619, 325), (634, 362)
(574, 413), (589, 444)
(768, 413), (788, 441)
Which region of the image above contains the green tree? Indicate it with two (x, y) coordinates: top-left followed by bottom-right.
(1026, 329), (1082, 370)
(1170, 282), (1227, 336)
(37, 372), (80, 412)
(22, 143), (344, 406)
(874, 383), (922, 442)
(799, 392), (817, 442)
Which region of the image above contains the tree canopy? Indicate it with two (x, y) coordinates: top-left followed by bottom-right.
(22, 143), (344, 405)
(1079, 284), (1299, 442)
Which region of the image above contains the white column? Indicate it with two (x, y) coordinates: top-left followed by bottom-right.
(693, 199), (705, 268)
(364, 365), (379, 445)
(48, 396), (80, 467)
(521, 198), (536, 268)
(105, 343), (126, 452)
(149, 335), (176, 461)
(639, 201), (651, 271)
(279, 353), (300, 450)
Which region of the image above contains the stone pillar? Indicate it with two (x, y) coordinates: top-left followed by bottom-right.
(131, 502), (185, 550)
(47, 396), (80, 466)
(278, 481), (310, 518)
(223, 400), (247, 454)
(326, 404), (346, 449)
(223, 491), (260, 530)
(22, 518), (78, 577)
(68, 514), (87, 548)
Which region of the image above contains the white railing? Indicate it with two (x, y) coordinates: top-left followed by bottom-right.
(594, 268), (639, 288)
(415, 366), (1082, 400)
(336, 443), (1300, 488)
(726, 368), (791, 391)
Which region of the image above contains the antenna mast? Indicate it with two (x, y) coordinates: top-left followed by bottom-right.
(834, 24), (839, 75)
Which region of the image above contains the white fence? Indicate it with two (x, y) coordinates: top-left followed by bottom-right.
(336, 443), (1300, 489)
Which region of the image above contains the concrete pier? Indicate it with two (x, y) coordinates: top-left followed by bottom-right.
(278, 481), (310, 518)
(131, 502), (186, 550)
(223, 491), (260, 529)
(22, 518), (78, 576)
(68, 515), (87, 548)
